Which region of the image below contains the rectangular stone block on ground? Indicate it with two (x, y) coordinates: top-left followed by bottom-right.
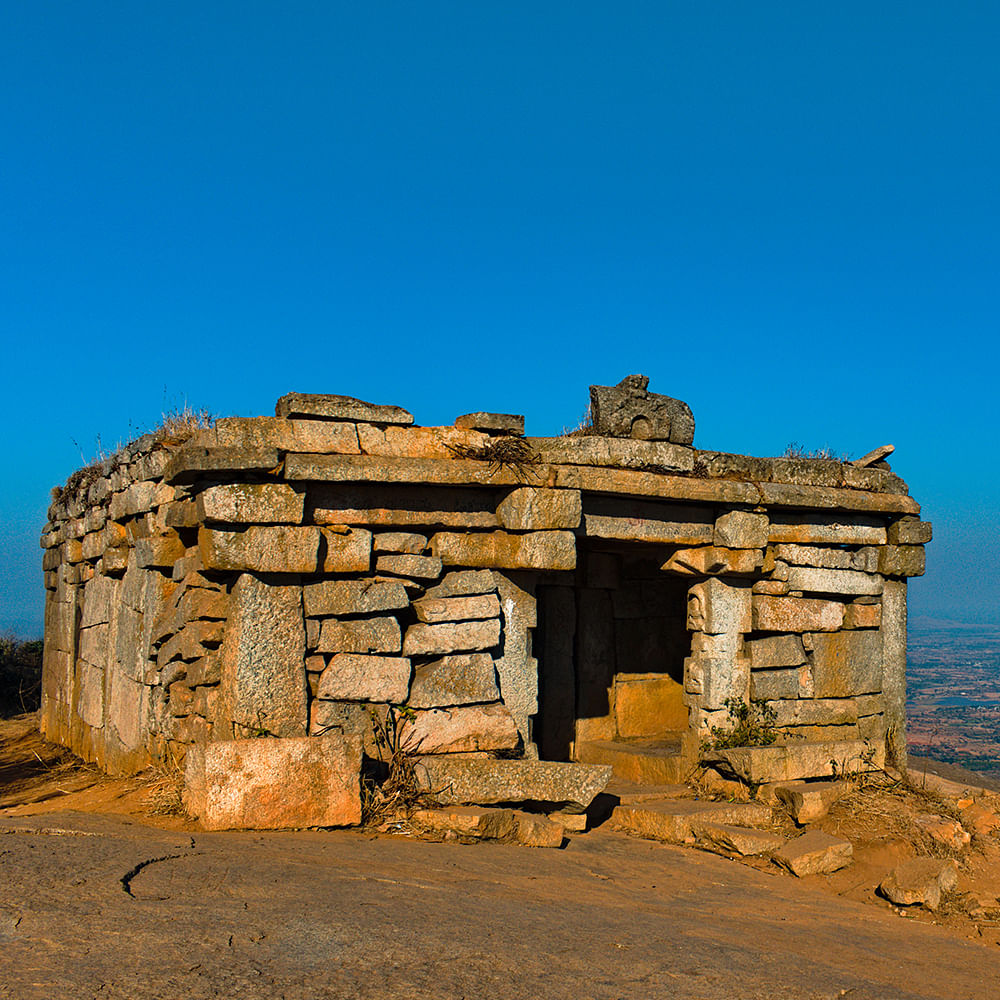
(703, 739), (885, 784)
(185, 734), (362, 831)
(413, 758), (612, 811)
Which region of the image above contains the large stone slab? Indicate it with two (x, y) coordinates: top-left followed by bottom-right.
(455, 412), (525, 435)
(704, 739), (885, 783)
(810, 631), (882, 698)
(199, 526), (322, 573)
(746, 634), (806, 669)
(185, 734), (362, 831)
(374, 553), (443, 580)
(357, 425), (489, 459)
(768, 516), (887, 546)
(217, 573), (308, 738)
(412, 593), (502, 623)
(496, 488), (582, 530)
(785, 567), (883, 596)
(212, 415), (361, 454)
(589, 374), (695, 444)
(402, 619), (500, 656)
(413, 758), (612, 811)
(196, 483), (304, 525)
(275, 392), (413, 425)
(316, 654), (411, 702)
(773, 544), (878, 573)
(429, 530), (576, 571)
(399, 704), (520, 754)
(751, 596), (844, 632)
(528, 436), (695, 472)
(408, 653), (500, 707)
(303, 579), (409, 617)
(878, 858), (958, 910)
(317, 617), (402, 654)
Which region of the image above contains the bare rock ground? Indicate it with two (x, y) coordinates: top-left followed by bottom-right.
(4, 714), (1000, 1000)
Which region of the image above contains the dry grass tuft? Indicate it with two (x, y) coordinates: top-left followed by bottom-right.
(782, 442), (851, 462)
(444, 436), (541, 482)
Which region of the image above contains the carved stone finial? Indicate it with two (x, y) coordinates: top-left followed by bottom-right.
(588, 374), (695, 444)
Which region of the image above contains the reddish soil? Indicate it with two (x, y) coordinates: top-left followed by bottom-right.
(3, 712), (1000, 1000)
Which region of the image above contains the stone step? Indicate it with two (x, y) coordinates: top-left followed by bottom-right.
(611, 799), (772, 845)
(694, 822), (785, 858)
(576, 739), (686, 785)
(606, 781), (692, 804)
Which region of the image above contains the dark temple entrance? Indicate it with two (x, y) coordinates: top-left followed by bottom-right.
(534, 542), (690, 763)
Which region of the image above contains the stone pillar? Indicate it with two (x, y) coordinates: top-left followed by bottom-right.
(682, 578), (752, 757)
(218, 573), (308, 739)
(880, 578), (908, 768)
(492, 571), (538, 757)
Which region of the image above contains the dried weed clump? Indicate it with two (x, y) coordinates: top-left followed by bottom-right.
(445, 436), (541, 482)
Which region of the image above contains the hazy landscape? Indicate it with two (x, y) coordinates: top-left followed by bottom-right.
(907, 619), (1000, 778)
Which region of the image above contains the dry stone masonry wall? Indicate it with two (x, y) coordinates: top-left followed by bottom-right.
(40, 376), (929, 790)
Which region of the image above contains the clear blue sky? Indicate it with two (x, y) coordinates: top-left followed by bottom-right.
(2, 2), (998, 635)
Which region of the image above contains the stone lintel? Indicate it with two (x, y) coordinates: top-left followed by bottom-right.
(275, 392), (414, 426)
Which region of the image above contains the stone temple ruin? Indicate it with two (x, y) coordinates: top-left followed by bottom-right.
(39, 376), (930, 831)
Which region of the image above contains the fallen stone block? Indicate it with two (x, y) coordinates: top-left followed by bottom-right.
(511, 811), (565, 848)
(413, 758), (612, 811)
(773, 780), (847, 825)
(184, 734), (362, 831)
(275, 392), (414, 425)
(412, 806), (518, 840)
(879, 858), (959, 910)
(694, 822), (785, 857)
(773, 830), (853, 876)
(914, 813), (970, 850)
(612, 800), (772, 845)
(959, 801), (1000, 838)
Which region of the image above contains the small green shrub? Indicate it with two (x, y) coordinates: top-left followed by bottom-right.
(704, 697), (779, 750)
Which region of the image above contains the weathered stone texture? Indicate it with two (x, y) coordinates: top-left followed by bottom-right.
(408, 654), (500, 708)
(496, 488), (582, 530)
(402, 619), (500, 656)
(303, 579), (409, 617)
(412, 593), (502, 623)
(275, 392), (413, 425)
(774, 831), (853, 876)
(413, 758), (611, 811)
(430, 531), (576, 571)
(663, 546), (762, 576)
(316, 654), (411, 702)
(400, 704), (520, 754)
(589, 375), (695, 444)
(810, 631), (882, 698)
(746, 634), (806, 670)
(186, 734), (362, 831)
(714, 511), (769, 549)
(317, 617), (402, 655)
(196, 483), (304, 524)
(454, 412), (525, 434)
(218, 574), (308, 738)
(752, 596), (844, 633)
(785, 567), (883, 596)
(687, 579), (752, 634)
(374, 553), (443, 580)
